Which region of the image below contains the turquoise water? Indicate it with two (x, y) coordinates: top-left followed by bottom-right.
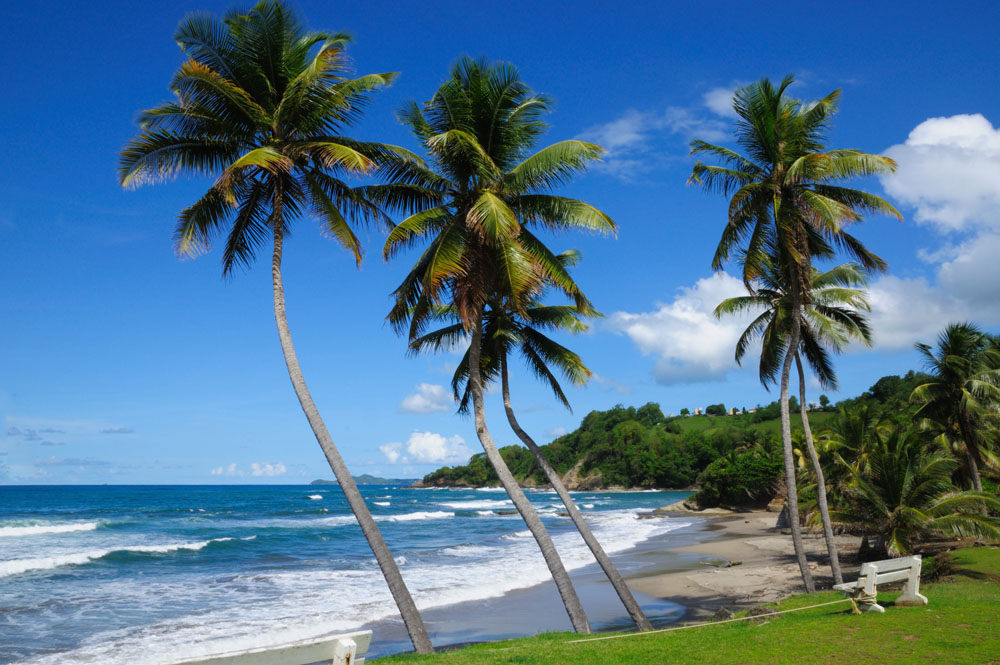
(0, 485), (693, 663)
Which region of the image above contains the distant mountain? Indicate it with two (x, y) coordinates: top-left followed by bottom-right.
(310, 475), (417, 486)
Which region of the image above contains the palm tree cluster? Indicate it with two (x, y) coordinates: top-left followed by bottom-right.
(118, 0), (998, 650)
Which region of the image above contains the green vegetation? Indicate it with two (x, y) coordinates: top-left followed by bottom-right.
(422, 400), (830, 495)
(376, 546), (1000, 665)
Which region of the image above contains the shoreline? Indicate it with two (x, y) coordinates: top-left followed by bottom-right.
(627, 510), (860, 620)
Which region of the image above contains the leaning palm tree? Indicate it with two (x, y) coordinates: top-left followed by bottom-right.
(716, 256), (872, 585)
(911, 322), (1000, 492)
(690, 75), (900, 591)
(118, 2), (433, 652)
(411, 256), (652, 631)
(377, 58), (616, 634)
(830, 426), (1000, 556)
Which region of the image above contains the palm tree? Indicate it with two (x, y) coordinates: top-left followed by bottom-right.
(411, 257), (653, 631)
(911, 322), (1000, 492)
(690, 75), (900, 591)
(716, 258), (872, 585)
(829, 426), (1000, 556)
(118, 2), (433, 652)
(377, 58), (616, 634)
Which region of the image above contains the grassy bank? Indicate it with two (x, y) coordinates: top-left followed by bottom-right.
(378, 547), (1000, 665)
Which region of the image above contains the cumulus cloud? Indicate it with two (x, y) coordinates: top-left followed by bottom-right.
(380, 431), (473, 465)
(864, 113), (1000, 348)
(882, 114), (1000, 232)
(702, 86), (740, 119)
(251, 462), (286, 477)
(210, 463), (244, 477)
(398, 383), (453, 414)
(546, 426), (567, 438)
(607, 273), (751, 384)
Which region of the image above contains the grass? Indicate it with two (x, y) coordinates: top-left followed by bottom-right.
(674, 411), (835, 438)
(377, 546), (1000, 665)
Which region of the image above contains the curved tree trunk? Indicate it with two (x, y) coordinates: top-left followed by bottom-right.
(795, 352), (843, 585)
(271, 218), (433, 653)
(958, 416), (984, 492)
(500, 354), (652, 631)
(468, 317), (591, 633)
(780, 285), (815, 592)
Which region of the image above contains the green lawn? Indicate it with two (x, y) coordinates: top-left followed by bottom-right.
(378, 547), (1000, 665)
(674, 411), (835, 438)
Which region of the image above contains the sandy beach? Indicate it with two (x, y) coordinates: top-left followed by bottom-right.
(629, 509), (860, 620)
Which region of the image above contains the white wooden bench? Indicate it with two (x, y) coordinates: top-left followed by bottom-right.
(148, 629), (372, 665)
(833, 555), (928, 613)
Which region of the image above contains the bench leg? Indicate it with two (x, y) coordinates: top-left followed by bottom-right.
(896, 564), (928, 607)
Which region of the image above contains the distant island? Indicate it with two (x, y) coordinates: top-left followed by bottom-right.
(310, 474), (417, 486)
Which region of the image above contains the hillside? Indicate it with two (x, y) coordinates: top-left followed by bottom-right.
(310, 475), (417, 486)
(419, 371), (929, 497)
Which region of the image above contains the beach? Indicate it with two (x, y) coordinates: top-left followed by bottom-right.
(628, 510), (859, 620)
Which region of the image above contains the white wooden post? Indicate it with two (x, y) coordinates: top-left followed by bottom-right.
(332, 638), (357, 665)
(896, 554), (929, 607)
(858, 562), (884, 613)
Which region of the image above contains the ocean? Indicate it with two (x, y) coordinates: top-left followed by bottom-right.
(0, 485), (698, 663)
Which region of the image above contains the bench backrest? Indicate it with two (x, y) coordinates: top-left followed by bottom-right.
(857, 555), (921, 593)
(147, 630), (373, 665)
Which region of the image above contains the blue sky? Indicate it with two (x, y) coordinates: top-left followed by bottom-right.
(2, 0), (999, 484)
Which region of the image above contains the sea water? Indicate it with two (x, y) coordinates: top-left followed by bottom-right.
(0, 485), (693, 663)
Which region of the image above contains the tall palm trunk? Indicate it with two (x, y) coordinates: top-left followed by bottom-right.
(271, 213), (433, 653)
(957, 416), (984, 492)
(468, 318), (591, 633)
(499, 354), (652, 631)
(794, 353), (843, 585)
(779, 285), (815, 592)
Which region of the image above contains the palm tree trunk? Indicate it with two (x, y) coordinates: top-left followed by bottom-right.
(467, 316), (591, 633)
(270, 212), (433, 653)
(958, 416), (984, 492)
(499, 353), (652, 631)
(780, 286), (815, 592)
(795, 352), (843, 585)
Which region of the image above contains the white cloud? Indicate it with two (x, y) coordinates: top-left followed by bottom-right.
(702, 86), (740, 119)
(398, 383), (453, 414)
(380, 431), (473, 465)
(577, 103), (729, 180)
(546, 426), (567, 438)
(251, 462), (286, 477)
(607, 273), (751, 384)
(210, 463), (244, 477)
(380, 443), (402, 464)
(865, 113), (1000, 348)
(882, 114), (1000, 232)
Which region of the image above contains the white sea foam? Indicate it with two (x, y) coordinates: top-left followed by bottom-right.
(476, 510), (493, 516)
(474, 487), (506, 492)
(0, 521), (101, 537)
(376, 511), (453, 523)
(436, 499), (511, 509)
(307, 495), (323, 500)
(0, 538), (234, 578)
(373, 501), (390, 507)
(582, 504), (595, 509)
(16, 511), (691, 665)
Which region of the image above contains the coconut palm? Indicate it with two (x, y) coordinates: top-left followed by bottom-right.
(716, 258), (871, 585)
(690, 75), (900, 591)
(411, 256), (653, 631)
(829, 426), (1000, 556)
(911, 322), (1000, 491)
(379, 58), (616, 634)
(117, 2), (433, 652)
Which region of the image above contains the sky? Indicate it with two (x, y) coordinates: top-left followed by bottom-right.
(2, 0), (999, 484)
